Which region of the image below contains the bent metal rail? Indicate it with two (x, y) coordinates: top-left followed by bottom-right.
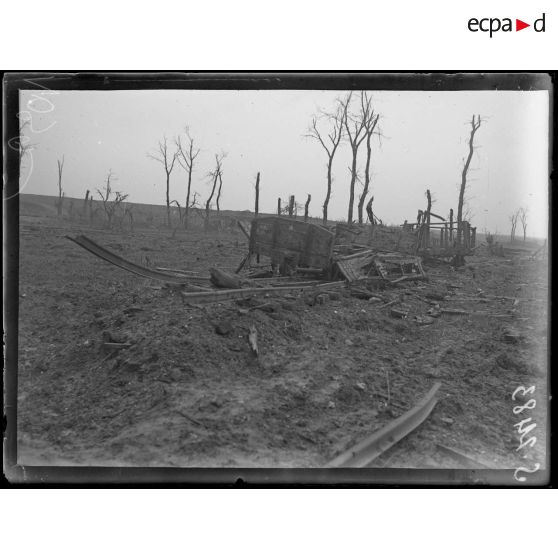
(326, 382), (442, 467)
(67, 234), (195, 284)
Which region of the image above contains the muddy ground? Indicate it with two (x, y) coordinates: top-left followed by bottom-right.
(16, 214), (549, 471)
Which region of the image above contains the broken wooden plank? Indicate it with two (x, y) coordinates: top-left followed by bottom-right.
(440, 308), (470, 315)
(181, 281), (346, 304)
(326, 382), (442, 467)
(391, 274), (428, 284)
(155, 267), (201, 276)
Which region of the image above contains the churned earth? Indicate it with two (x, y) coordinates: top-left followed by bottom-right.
(16, 210), (548, 474)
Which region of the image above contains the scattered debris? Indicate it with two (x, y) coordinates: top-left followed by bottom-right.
(215, 321), (233, 336)
(390, 308), (408, 319)
(180, 282), (345, 304)
(102, 331), (128, 344)
(415, 315), (435, 325)
(248, 325), (259, 356)
(102, 342), (131, 353)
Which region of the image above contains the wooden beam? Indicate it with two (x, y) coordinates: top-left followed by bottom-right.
(180, 281), (346, 304)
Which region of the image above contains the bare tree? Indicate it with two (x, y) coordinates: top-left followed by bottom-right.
(457, 115), (482, 246)
(205, 153), (225, 230)
(518, 207), (528, 242)
(305, 103), (344, 224)
(175, 128), (200, 229)
(96, 170), (129, 228)
(19, 118), (35, 171)
(357, 92), (380, 224)
(148, 136), (178, 228)
(509, 210), (519, 243)
(341, 92), (368, 223)
(55, 156), (65, 217)
(216, 168), (224, 212)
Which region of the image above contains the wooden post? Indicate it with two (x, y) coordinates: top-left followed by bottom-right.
(471, 227), (476, 248)
(83, 190), (90, 219)
(444, 224), (448, 248)
(425, 189), (432, 249)
(277, 197), (281, 216)
(449, 209), (454, 244)
(255, 172), (260, 216)
(304, 194), (311, 222)
(288, 195), (295, 217)
(440, 228), (444, 247)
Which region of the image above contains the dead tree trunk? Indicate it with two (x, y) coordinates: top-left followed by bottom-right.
(357, 100), (380, 224)
(366, 196), (374, 225)
(449, 209), (454, 244)
(288, 195), (295, 217)
(347, 146), (358, 223)
(205, 153), (224, 230)
(255, 172), (260, 216)
(510, 211), (519, 243)
(216, 173), (223, 212)
(83, 189), (90, 219)
(304, 194), (311, 222)
(148, 136), (177, 229)
(457, 115), (482, 246)
(56, 156), (64, 217)
(205, 173), (219, 230)
(305, 105), (344, 225)
(175, 130), (200, 230)
(518, 207), (528, 242)
(425, 189), (432, 249)
(341, 92), (367, 224)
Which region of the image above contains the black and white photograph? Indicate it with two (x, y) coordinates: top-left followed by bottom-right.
(3, 73), (551, 483)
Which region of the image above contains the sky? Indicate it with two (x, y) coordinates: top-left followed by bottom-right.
(18, 88), (549, 238)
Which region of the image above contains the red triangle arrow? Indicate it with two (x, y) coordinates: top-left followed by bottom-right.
(516, 19), (530, 31)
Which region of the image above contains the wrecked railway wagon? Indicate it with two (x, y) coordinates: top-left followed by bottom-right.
(239, 216), (335, 273)
(237, 217), (426, 283)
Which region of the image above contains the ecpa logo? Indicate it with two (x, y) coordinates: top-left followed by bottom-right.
(468, 13), (546, 37)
